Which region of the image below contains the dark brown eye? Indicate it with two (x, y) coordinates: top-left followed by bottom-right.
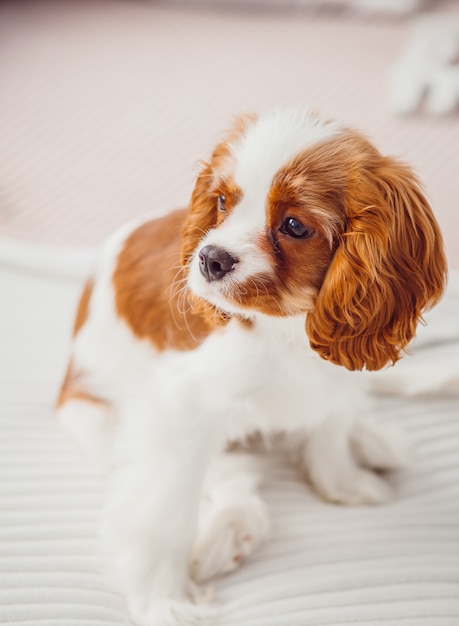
(217, 194), (226, 213)
(280, 217), (313, 239)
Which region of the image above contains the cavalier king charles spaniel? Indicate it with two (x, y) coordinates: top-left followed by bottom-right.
(56, 110), (446, 625)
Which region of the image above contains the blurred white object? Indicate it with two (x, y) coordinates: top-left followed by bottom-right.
(290, 0), (426, 13)
(173, 0), (427, 15)
(345, 0), (425, 14)
(391, 15), (459, 114)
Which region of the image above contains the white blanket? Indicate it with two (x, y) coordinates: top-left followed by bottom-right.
(1, 244), (458, 626)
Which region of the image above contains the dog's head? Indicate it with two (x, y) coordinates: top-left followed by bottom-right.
(182, 110), (447, 371)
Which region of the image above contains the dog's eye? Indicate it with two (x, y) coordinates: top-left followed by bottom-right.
(217, 194), (226, 213)
(280, 217), (313, 239)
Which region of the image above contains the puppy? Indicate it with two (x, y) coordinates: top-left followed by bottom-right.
(56, 110), (447, 625)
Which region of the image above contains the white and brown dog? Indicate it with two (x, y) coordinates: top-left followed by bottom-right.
(56, 110), (447, 625)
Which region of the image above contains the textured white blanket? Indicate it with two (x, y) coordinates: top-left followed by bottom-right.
(1, 247), (458, 626)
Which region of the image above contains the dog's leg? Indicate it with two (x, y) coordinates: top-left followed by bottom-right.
(57, 397), (115, 469)
(288, 416), (410, 505)
(56, 360), (116, 471)
(102, 388), (220, 626)
(56, 356), (116, 470)
(190, 451), (270, 583)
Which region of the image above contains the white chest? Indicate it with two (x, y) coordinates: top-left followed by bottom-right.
(158, 316), (362, 441)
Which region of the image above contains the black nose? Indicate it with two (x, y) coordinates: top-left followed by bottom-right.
(199, 245), (238, 282)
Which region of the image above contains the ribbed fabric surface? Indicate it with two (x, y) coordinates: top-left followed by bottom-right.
(1, 250), (459, 625)
(0, 264), (126, 626)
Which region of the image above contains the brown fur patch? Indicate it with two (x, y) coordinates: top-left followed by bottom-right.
(73, 279), (93, 336)
(113, 209), (223, 351)
(56, 280), (96, 409)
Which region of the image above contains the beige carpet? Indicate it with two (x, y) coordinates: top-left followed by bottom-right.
(0, 0), (458, 268)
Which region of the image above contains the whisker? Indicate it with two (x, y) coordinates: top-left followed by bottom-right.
(167, 265), (194, 331)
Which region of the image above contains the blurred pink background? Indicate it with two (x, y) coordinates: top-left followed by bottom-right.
(1, 0), (458, 267)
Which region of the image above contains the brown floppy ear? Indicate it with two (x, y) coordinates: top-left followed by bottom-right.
(306, 152), (447, 371)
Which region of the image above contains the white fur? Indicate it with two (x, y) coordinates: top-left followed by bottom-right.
(231, 110), (341, 197)
(190, 452), (270, 583)
(57, 111), (408, 626)
(57, 399), (114, 470)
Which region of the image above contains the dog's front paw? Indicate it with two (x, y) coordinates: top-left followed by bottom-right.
(190, 493), (270, 583)
(127, 586), (217, 626)
(309, 462), (394, 505)
(303, 418), (410, 506)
